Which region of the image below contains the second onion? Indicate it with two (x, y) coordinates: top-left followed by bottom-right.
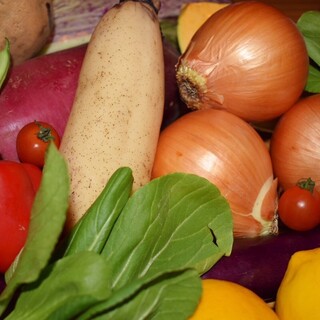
(151, 109), (278, 238)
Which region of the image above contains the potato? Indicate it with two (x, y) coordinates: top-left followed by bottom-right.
(0, 0), (53, 65)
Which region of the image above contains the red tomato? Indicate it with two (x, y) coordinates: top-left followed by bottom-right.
(16, 121), (60, 168)
(0, 161), (42, 273)
(278, 178), (320, 232)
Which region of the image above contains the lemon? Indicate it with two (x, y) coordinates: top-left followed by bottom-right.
(189, 279), (279, 320)
(275, 247), (320, 320)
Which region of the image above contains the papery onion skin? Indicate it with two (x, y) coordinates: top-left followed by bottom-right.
(270, 94), (320, 192)
(151, 109), (278, 238)
(176, 1), (309, 122)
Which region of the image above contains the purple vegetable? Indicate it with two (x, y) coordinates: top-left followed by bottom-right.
(162, 39), (189, 129)
(202, 225), (320, 302)
(0, 45), (86, 161)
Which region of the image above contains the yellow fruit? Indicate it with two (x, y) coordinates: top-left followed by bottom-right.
(275, 247), (320, 320)
(189, 279), (279, 320)
(177, 2), (229, 53)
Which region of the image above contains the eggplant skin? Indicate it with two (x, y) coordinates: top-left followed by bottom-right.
(202, 225), (320, 302)
(161, 38), (189, 129)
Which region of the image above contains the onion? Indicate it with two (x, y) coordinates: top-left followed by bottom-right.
(270, 94), (320, 192)
(151, 109), (278, 238)
(176, 1), (309, 122)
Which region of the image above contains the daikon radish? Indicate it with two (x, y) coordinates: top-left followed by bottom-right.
(59, 0), (165, 229)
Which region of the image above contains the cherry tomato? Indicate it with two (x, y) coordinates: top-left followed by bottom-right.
(0, 161), (42, 273)
(278, 178), (320, 232)
(16, 120), (60, 168)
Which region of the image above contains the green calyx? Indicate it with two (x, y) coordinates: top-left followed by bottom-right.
(297, 177), (316, 193)
(35, 121), (55, 143)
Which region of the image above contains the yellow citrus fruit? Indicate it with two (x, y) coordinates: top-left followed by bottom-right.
(275, 247), (320, 320)
(189, 279), (279, 320)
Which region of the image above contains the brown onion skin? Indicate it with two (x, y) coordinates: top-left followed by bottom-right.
(151, 108), (278, 238)
(176, 1), (309, 122)
(270, 94), (320, 192)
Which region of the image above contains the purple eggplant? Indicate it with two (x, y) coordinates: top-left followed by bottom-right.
(202, 225), (320, 302)
(161, 39), (189, 129)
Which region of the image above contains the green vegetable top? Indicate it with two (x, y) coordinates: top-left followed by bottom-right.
(0, 38), (10, 89)
(297, 11), (320, 93)
(0, 144), (233, 319)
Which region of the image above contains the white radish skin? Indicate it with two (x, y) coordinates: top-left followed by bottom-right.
(59, 0), (165, 229)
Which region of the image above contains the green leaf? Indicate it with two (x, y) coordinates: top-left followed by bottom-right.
(57, 167), (133, 257)
(297, 11), (320, 66)
(83, 269), (201, 320)
(0, 144), (69, 315)
(305, 64), (320, 93)
(160, 19), (179, 51)
(102, 172), (233, 290)
(0, 38), (10, 89)
(5, 251), (112, 320)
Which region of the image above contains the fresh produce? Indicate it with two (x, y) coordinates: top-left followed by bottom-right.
(0, 40), (185, 162)
(0, 144), (233, 319)
(46, 0), (231, 52)
(0, 44), (86, 162)
(202, 225), (320, 302)
(59, 0), (166, 229)
(45, 0), (231, 54)
(152, 109), (278, 238)
(57, 167), (133, 258)
(16, 121), (61, 168)
(190, 279), (279, 320)
(177, 2), (229, 53)
(0, 161), (42, 273)
(297, 11), (320, 93)
(0, 38), (10, 89)
(275, 248), (320, 319)
(278, 178), (320, 232)
(0, 145), (69, 316)
(176, 1), (309, 122)
(270, 94), (320, 191)
(0, 0), (53, 65)
(162, 38), (190, 129)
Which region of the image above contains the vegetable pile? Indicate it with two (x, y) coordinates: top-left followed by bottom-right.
(1, 0), (320, 318)
(0, 40), (185, 162)
(0, 145), (233, 318)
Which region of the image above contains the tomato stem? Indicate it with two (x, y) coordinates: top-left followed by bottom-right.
(35, 120), (55, 143)
(297, 177), (315, 193)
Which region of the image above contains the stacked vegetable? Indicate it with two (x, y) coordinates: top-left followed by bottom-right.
(153, 0), (320, 303)
(0, 0), (320, 318)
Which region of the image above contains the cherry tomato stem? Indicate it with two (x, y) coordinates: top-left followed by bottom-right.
(34, 120), (57, 143)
